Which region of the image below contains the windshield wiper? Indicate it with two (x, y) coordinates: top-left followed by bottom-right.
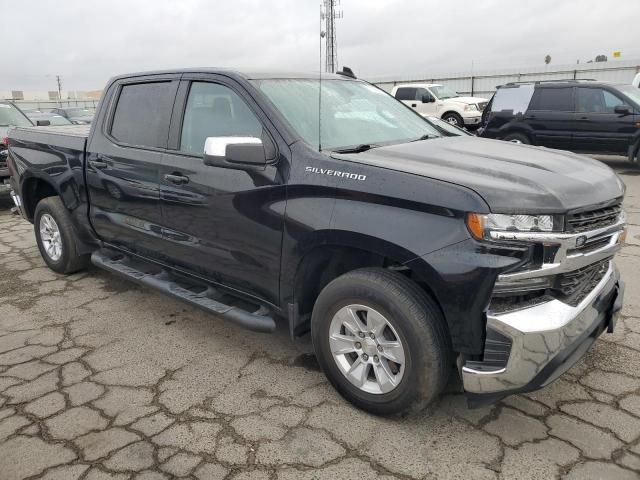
(410, 134), (436, 142)
(332, 144), (378, 154)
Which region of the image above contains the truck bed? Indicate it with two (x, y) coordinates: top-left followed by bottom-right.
(9, 124), (90, 152)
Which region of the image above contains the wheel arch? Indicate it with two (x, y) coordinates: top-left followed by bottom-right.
(289, 234), (448, 339)
(21, 176), (60, 222)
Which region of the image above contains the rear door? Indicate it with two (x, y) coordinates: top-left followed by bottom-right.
(574, 86), (636, 154)
(524, 86), (575, 150)
(394, 87), (419, 112)
(86, 75), (179, 256)
(158, 76), (286, 304)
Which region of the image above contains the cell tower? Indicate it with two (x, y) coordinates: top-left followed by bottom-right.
(321, 0), (343, 73)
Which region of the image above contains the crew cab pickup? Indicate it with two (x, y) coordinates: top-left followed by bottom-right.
(7, 69), (626, 414)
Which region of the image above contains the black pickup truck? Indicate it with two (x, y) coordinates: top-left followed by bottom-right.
(7, 69), (626, 414)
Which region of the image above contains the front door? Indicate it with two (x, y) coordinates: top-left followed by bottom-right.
(415, 87), (438, 117)
(524, 86), (575, 150)
(159, 78), (286, 304)
(574, 86), (636, 154)
(86, 76), (179, 255)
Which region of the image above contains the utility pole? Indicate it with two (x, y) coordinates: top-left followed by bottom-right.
(56, 75), (62, 102)
(322, 0), (342, 73)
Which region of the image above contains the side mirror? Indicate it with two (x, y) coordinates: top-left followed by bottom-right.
(203, 137), (267, 169)
(36, 120), (51, 126)
(422, 93), (435, 103)
(614, 104), (632, 115)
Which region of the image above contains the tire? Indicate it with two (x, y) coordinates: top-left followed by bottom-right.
(441, 112), (464, 128)
(502, 132), (531, 145)
(630, 140), (640, 166)
(311, 268), (451, 415)
(34, 197), (90, 274)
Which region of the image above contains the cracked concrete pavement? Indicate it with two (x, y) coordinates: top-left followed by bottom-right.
(0, 158), (639, 479)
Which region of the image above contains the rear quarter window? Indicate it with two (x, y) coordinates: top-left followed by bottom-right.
(110, 81), (175, 149)
(490, 84), (535, 115)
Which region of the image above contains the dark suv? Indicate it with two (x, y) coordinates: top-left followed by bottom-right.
(479, 80), (640, 163)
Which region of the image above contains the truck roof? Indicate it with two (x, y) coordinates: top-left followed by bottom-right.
(108, 68), (354, 82)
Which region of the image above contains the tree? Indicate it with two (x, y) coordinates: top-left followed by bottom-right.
(595, 54), (607, 62)
(544, 55), (551, 65)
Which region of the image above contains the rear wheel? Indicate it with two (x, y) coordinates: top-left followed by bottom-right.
(34, 197), (89, 274)
(502, 132), (531, 144)
(442, 112), (464, 128)
(311, 268), (450, 415)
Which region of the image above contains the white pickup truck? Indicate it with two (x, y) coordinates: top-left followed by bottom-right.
(392, 83), (488, 128)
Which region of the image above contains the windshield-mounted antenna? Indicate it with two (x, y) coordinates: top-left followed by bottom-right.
(319, 3), (324, 152)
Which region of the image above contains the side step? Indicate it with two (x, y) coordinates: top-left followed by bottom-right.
(91, 249), (276, 333)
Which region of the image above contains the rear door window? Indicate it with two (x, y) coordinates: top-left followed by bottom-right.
(528, 87), (574, 112)
(490, 84), (535, 115)
(395, 87), (417, 101)
(110, 81), (176, 149)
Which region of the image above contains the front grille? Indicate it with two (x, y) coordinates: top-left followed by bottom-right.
(566, 203), (621, 233)
(477, 101), (488, 111)
(555, 259), (610, 305)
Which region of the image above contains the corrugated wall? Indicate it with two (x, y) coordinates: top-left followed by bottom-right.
(370, 59), (640, 99)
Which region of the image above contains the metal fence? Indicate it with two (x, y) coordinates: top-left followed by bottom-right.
(11, 99), (99, 111)
(369, 59), (640, 99)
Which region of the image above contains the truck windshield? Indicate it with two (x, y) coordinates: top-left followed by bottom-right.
(430, 85), (458, 99)
(0, 103), (32, 127)
(252, 79), (440, 152)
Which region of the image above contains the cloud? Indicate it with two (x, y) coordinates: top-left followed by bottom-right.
(3, 0), (639, 90)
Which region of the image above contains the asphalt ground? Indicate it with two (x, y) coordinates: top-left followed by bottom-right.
(0, 156), (639, 479)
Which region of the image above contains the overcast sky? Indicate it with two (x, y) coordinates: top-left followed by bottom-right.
(3, 0), (639, 91)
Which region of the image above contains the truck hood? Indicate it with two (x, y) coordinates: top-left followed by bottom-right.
(333, 137), (624, 214)
(444, 96), (486, 105)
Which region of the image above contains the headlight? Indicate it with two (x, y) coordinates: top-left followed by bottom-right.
(466, 213), (557, 240)
(464, 104), (479, 112)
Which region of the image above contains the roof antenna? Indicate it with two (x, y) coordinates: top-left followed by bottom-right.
(319, 3), (324, 152)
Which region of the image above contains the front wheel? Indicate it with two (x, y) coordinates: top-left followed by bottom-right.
(311, 268), (450, 415)
(502, 132), (531, 144)
(34, 197), (89, 274)
(441, 112), (464, 128)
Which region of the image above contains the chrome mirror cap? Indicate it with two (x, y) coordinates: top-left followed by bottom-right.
(203, 137), (262, 157)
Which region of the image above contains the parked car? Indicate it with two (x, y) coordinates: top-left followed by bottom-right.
(633, 72), (640, 89)
(25, 111), (74, 126)
(50, 107), (95, 124)
(392, 83), (488, 128)
(479, 80), (640, 163)
(7, 69), (625, 414)
(1, 101), (33, 194)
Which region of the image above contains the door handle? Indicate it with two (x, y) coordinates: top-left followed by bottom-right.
(164, 173), (189, 185)
(411, 103), (417, 108)
(577, 116), (590, 121)
(88, 160), (108, 169)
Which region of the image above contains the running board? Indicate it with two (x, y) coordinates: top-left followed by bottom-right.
(91, 250), (276, 333)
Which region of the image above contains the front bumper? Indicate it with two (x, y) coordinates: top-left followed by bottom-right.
(462, 111), (482, 125)
(463, 260), (623, 406)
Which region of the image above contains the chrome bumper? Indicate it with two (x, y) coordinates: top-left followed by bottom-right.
(463, 260), (621, 396)
(10, 189), (22, 208)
